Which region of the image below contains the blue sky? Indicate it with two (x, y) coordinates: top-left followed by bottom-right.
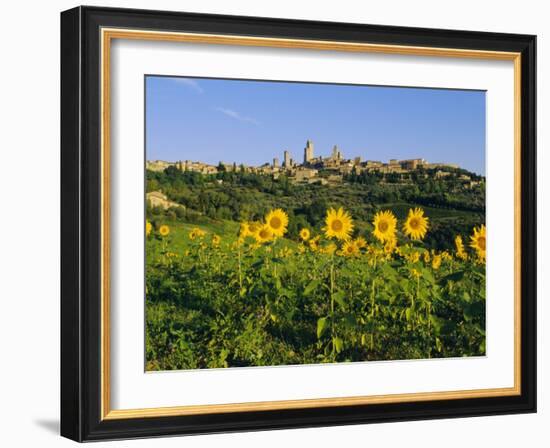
(146, 76), (486, 175)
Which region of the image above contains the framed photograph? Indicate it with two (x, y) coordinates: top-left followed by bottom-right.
(61, 6), (536, 441)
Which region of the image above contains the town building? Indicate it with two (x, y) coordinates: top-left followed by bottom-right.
(146, 139), (466, 185)
(146, 191), (183, 209)
(304, 140), (314, 164)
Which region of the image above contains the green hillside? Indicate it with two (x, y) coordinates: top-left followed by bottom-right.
(146, 166), (485, 252)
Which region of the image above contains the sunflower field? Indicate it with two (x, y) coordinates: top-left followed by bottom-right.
(145, 205), (486, 371)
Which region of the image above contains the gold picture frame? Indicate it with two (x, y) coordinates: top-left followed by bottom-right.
(61, 6), (536, 441)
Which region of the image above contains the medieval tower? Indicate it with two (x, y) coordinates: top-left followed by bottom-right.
(283, 150), (291, 168)
(304, 140), (314, 164)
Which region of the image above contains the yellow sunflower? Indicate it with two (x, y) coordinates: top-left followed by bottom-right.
(159, 225), (170, 237)
(239, 222), (251, 238)
(146, 221), (152, 236)
(299, 228), (311, 241)
(372, 210), (397, 242)
(407, 251), (420, 263)
(324, 207), (354, 240)
(248, 221), (261, 234)
(322, 243), (337, 255)
(432, 254), (442, 270)
(254, 224), (274, 243)
(341, 240), (359, 257)
(309, 235), (320, 251)
(470, 224), (486, 261)
(189, 227), (206, 240)
(212, 234), (221, 247)
(355, 236), (367, 249)
(265, 209), (289, 237)
(403, 208), (429, 240)
(384, 238), (397, 255)
(455, 235), (468, 260)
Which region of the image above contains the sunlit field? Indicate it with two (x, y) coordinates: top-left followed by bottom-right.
(145, 206), (486, 371)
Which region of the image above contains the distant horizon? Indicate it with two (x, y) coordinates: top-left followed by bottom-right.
(146, 76), (486, 175)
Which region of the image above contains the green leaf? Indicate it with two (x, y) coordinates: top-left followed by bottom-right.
(420, 267), (435, 284)
(333, 337), (343, 353)
(380, 263), (397, 279)
(438, 270), (465, 285)
(343, 314), (357, 328)
(304, 279), (320, 296)
(250, 260), (265, 269)
(464, 301), (484, 322)
(429, 315), (444, 334)
(317, 317), (328, 339)
(332, 291), (346, 309)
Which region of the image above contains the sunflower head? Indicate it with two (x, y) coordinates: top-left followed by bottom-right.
(159, 225), (170, 237)
(265, 209), (289, 237)
(407, 251), (421, 263)
(309, 235), (320, 251)
(322, 243), (337, 255)
(189, 227), (206, 240)
(372, 210), (397, 242)
(455, 235), (464, 252)
(248, 221), (261, 234)
(403, 208), (429, 240)
(341, 240), (359, 257)
(455, 235), (468, 260)
(254, 224), (274, 244)
(423, 251), (431, 263)
(355, 237), (367, 252)
(299, 228), (311, 241)
(324, 207), (354, 240)
(146, 221), (153, 236)
(470, 224), (486, 261)
(384, 238), (397, 255)
(432, 254), (442, 270)
(212, 234), (221, 247)
(239, 222), (251, 238)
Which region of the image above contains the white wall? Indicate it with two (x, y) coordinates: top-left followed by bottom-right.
(0, 1), (546, 446)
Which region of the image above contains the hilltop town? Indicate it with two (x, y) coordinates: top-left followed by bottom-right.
(147, 140), (479, 187)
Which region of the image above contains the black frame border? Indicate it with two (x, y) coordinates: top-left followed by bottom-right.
(61, 6), (536, 442)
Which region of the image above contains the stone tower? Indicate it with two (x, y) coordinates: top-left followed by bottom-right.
(304, 139), (314, 164)
(332, 145), (342, 161)
(283, 150), (291, 168)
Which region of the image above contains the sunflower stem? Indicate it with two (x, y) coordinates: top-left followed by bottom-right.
(237, 244), (243, 294)
(330, 252), (335, 359)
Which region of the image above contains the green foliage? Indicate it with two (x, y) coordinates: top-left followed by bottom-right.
(145, 222), (486, 370)
(146, 167), (484, 251)
(144, 166), (486, 370)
